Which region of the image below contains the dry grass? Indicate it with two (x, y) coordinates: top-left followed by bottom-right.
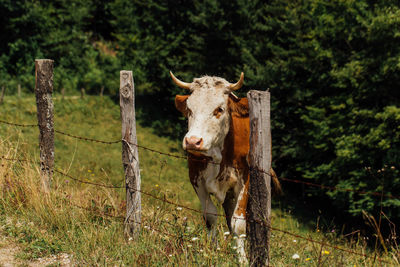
(0, 95), (398, 266)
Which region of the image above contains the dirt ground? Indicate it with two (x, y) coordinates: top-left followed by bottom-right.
(0, 235), (72, 267)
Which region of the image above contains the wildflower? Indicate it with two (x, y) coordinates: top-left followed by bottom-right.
(217, 247), (221, 251)
(391, 166), (395, 170)
(169, 254), (172, 257)
(191, 237), (199, 241)
(187, 244), (192, 248)
(331, 229), (335, 233)
(223, 231), (230, 236)
(239, 234), (246, 238)
(317, 229), (320, 232)
(176, 207), (183, 211)
(65, 180), (69, 184)
(292, 253), (300, 259)
(199, 249), (204, 253)
(91, 174), (94, 176)
(128, 237), (133, 241)
(232, 246), (237, 250)
(293, 239), (297, 243)
(323, 250), (330, 255)
(88, 170), (92, 173)
(305, 258), (311, 261)
(233, 236), (237, 240)
(155, 184), (159, 187)
(156, 206), (160, 209)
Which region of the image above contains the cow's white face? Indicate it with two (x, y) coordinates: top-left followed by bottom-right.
(183, 77), (231, 161)
(173, 72), (244, 162)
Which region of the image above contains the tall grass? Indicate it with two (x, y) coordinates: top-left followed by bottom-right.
(0, 95), (398, 266)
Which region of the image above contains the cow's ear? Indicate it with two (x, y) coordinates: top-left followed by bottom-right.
(175, 95), (189, 116)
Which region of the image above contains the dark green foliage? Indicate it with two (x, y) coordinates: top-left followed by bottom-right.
(0, 0), (399, 220)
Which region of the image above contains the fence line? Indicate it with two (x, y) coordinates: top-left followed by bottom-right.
(1, 117), (398, 201)
(0, 153), (393, 263)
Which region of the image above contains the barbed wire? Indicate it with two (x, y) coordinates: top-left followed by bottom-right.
(2, 117), (398, 199)
(2, 152), (400, 211)
(0, 154), (396, 263)
(0, 118), (37, 127)
(55, 129), (121, 145)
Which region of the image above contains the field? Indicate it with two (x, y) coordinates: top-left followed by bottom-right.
(0, 94), (397, 266)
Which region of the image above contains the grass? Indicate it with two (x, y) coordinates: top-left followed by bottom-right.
(0, 94), (398, 266)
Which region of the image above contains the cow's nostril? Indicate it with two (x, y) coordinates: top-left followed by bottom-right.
(196, 139), (202, 146)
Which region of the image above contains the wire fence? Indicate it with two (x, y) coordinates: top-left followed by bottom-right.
(0, 117), (396, 264)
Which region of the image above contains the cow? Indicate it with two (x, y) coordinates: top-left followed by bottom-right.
(171, 71), (281, 264)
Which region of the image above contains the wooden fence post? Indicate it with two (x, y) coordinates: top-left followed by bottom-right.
(0, 86), (5, 104)
(80, 88), (85, 99)
(17, 83), (21, 97)
(35, 59), (55, 193)
(120, 70), (141, 238)
(247, 90), (272, 266)
(61, 88), (65, 100)
(100, 86), (104, 97)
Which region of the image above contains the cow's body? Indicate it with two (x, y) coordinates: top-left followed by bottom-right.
(172, 72), (279, 263)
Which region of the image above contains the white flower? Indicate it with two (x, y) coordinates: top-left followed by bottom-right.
(191, 237), (199, 241)
(293, 239), (297, 243)
(216, 247), (221, 251)
(176, 207), (183, 211)
(199, 249), (204, 253)
(187, 244), (192, 248)
(233, 236), (237, 240)
(239, 234), (246, 238)
(292, 253), (300, 259)
(169, 254), (172, 257)
(223, 231), (230, 236)
(128, 237), (133, 241)
(232, 246), (237, 250)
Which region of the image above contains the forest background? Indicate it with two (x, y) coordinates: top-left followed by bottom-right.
(1, 0), (399, 224)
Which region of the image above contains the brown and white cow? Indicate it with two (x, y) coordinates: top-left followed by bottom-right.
(171, 71), (280, 263)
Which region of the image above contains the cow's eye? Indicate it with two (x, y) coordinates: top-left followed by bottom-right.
(213, 107), (224, 117)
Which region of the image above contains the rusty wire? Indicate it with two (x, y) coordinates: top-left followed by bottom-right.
(0, 118), (398, 263)
(0, 154), (396, 263)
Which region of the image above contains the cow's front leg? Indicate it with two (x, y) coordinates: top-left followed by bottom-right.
(231, 178), (249, 264)
(194, 182), (219, 241)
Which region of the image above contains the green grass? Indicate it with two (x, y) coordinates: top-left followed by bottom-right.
(0, 94), (398, 266)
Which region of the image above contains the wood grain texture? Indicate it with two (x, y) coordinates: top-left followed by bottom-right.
(120, 70), (141, 238)
(247, 90), (271, 266)
(35, 59), (55, 193)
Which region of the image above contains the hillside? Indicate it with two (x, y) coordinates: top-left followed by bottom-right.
(0, 94), (397, 265)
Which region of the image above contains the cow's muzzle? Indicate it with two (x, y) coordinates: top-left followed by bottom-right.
(184, 136), (204, 151)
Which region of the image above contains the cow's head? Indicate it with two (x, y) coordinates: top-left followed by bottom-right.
(172, 71), (244, 162)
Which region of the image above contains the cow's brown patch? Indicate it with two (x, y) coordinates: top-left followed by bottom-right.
(175, 95), (189, 117)
(187, 153), (210, 187)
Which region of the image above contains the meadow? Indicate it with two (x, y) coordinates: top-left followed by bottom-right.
(0, 94), (397, 266)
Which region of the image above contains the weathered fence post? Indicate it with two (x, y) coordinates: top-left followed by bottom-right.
(61, 88), (65, 101)
(120, 70), (141, 238)
(0, 86), (5, 104)
(35, 59), (55, 193)
(247, 90), (272, 266)
(100, 86), (104, 97)
(80, 88), (85, 99)
(17, 83), (21, 97)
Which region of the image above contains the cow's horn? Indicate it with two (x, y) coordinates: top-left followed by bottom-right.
(229, 72), (244, 91)
(170, 71), (192, 90)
